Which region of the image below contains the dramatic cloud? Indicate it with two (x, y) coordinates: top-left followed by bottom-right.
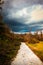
(3, 0), (43, 32)
(6, 5), (43, 24)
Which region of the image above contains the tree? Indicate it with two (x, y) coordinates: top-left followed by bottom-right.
(0, 0), (4, 21)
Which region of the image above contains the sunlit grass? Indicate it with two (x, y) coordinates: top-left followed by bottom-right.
(26, 41), (43, 61)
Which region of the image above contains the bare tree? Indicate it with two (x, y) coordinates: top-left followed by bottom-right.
(40, 30), (43, 40)
(0, 0), (4, 22)
(0, 0), (4, 14)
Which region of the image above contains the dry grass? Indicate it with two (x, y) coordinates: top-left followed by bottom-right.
(26, 41), (43, 61)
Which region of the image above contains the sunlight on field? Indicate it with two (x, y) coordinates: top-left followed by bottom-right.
(26, 41), (43, 61)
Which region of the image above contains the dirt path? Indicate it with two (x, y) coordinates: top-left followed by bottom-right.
(11, 42), (43, 65)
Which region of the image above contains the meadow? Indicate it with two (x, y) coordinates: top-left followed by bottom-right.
(26, 41), (43, 61)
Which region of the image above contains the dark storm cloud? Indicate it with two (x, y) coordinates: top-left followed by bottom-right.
(3, 0), (43, 11)
(38, 0), (43, 4)
(3, 0), (43, 33)
(4, 18), (43, 32)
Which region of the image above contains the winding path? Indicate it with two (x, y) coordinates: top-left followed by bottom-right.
(11, 42), (43, 65)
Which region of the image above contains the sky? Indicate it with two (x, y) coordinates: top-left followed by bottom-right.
(3, 0), (43, 33)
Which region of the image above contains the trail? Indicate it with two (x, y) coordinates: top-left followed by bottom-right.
(11, 42), (43, 65)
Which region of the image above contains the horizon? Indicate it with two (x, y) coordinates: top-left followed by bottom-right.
(10, 30), (43, 34)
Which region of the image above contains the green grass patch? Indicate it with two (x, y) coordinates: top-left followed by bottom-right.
(0, 35), (21, 65)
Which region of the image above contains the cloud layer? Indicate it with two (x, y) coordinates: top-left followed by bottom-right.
(3, 0), (43, 33)
(6, 5), (43, 24)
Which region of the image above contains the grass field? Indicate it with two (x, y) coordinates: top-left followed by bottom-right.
(26, 41), (43, 61)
